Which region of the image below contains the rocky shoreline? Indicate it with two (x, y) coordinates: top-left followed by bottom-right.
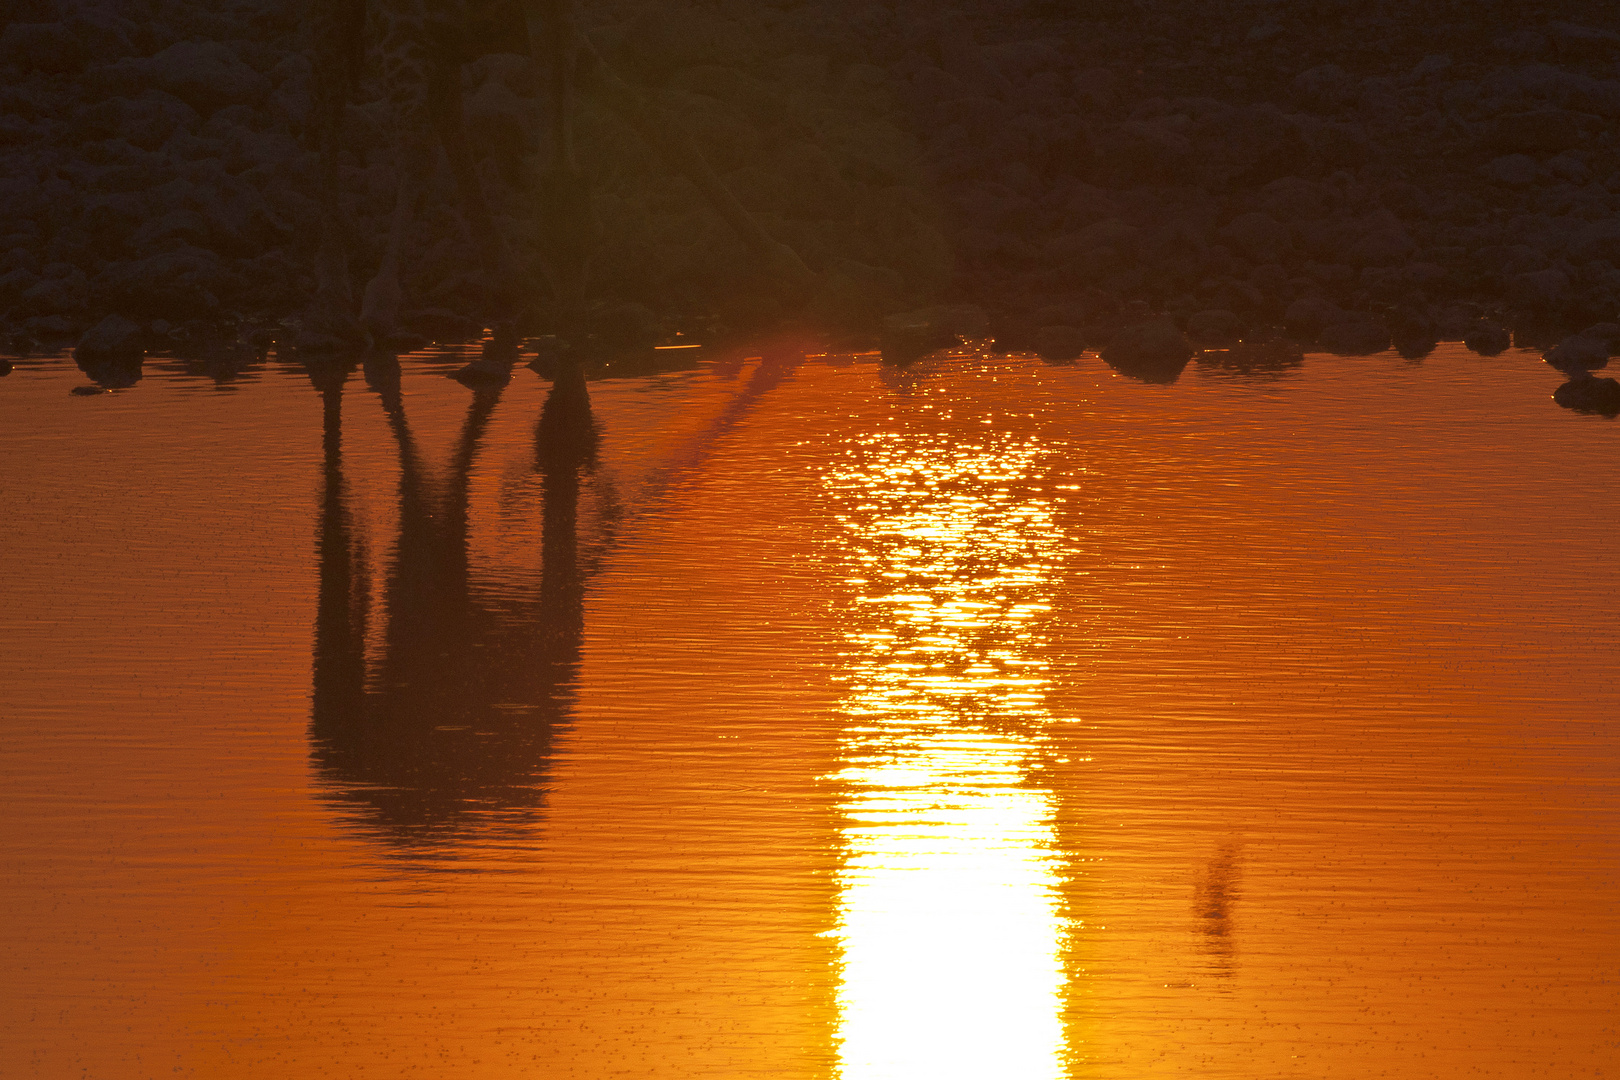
(3, 1), (1620, 363)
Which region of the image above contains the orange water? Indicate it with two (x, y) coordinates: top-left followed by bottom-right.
(1, 344), (1615, 1079)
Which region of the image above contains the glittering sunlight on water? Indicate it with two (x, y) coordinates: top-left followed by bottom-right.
(825, 430), (1066, 1080)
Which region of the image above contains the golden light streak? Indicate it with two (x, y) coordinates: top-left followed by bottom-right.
(825, 430), (1067, 1080)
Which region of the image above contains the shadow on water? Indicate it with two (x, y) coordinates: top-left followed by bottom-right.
(306, 351), (597, 859)
(1193, 842), (1242, 981)
(305, 341), (806, 860)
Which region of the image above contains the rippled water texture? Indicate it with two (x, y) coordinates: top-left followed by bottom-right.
(2, 344), (1616, 1079)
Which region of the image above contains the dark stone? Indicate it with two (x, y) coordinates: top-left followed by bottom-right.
(1578, 322), (1620, 349)
(879, 308), (958, 365)
(1391, 316), (1438, 360)
(94, 248), (225, 319)
(1509, 269), (1572, 312)
(1033, 324), (1086, 361)
(1552, 377), (1620, 415)
(74, 314), (144, 364)
(1485, 109), (1596, 155)
(1284, 296), (1342, 337)
(1185, 309), (1241, 347)
(1464, 322), (1512, 356)
(1319, 319), (1391, 355)
(0, 358), (12, 376)
(1101, 319), (1193, 383)
(1544, 334), (1611, 375)
(0, 23), (88, 76)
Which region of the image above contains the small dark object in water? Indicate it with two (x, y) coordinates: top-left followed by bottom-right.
(1552, 376), (1620, 415)
(0, 358), (12, 376)
(70, 385), (107, 396)
(1543, 333), (1610, 374)
(1034, 324), (1086, 362)
(1464, 322), (1512, 356)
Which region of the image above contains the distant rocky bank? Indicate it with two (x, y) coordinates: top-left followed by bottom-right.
(4, 0), (1620, 358)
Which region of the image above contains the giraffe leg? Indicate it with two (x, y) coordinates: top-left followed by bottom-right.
(353, 4), (440, 348)
(530, 0), (596, 328)
(428, 56), (531, 335)
(305, 0), (368, 345)
(359, 129), (433, 345)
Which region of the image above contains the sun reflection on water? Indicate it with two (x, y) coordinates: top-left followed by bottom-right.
(826, 429), (1067, 1080)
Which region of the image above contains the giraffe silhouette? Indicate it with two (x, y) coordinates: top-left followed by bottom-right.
(303, 1), (816, 348)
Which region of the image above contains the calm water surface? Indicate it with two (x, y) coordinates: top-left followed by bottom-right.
(1, 343), (1616, 1079)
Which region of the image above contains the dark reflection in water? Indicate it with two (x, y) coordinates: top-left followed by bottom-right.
(307, 354), (597, 854)
(1194, 842), (1242, 979)
(1193, 341), (1305, 379)
(306, 343), (805, 856)
(1100, 353), (1190, 385)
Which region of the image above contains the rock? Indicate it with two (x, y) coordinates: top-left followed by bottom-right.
(74, 314), (144, 363)
(0, 358), (12, 376)
(23, 315), (77, 339)
(1481, 155), (1543, 186)
(1405, 54), (1453, 81)
(1552, 376), (1620, 415)
(1293, 64), (1357, 109)
(1346, 229), (1415, 268)
(1033, 324), (1086, 361)
(1259, 176), (1329, 222)
(1485, 109), (1595, 155)
(1543, 333), (1611, 374)
(588, 301), (660, 352)
(1319, 319), (1391, 355)
(18, 268), (89, 317)
(1578, 322), (1620, 348)
(1493, 30), (1549, 57)
(1464, 321), (1512, 356)
(0, 23), (87, 75)
(1101, 319), (1193, 383)
(1284, 296), (1343, 337)
(1219, 213), (1290, 263)
(70, 385), (108, 396)
(880, 308), (957, 365)
(1508, 268), (1571, 312)
(137, 41), (271, 115)
(94, 248), (226, 318)
(1547, 21), (1620, 59)
(1391, 318), (1438, 360)
(1185, 309), (1242, 346)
